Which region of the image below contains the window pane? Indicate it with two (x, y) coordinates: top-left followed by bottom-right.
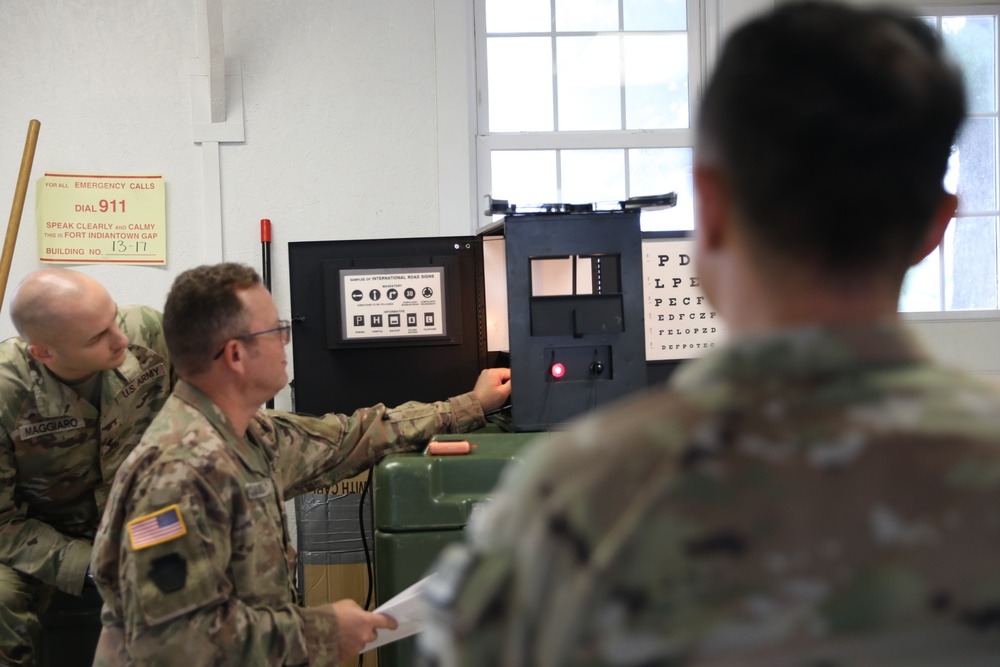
(486, 0), (551, 33)
(629, 148), (694, 231)
(900, 249), (942, 312)
(624, 0), (686, 31)
(561, 149), (626, 204)
(491, 151), (558, 205)
(624, 34), (689, 129)
(488, 38), (554, 132)
(945, 216), (998, 309)
(555, 0), (619, 31)
(557, 36), (622, 130)
(954, 117), (997, 212)
(943, 16), (997, 114)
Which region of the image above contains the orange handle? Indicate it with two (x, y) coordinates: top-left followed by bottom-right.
(427, 440), (474, 455)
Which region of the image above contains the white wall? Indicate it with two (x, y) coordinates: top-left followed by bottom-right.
(0, 1), (197, 327)
(0, 0), (482, 410)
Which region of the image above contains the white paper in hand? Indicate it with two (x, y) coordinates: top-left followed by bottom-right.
(362, 573), (437, 652)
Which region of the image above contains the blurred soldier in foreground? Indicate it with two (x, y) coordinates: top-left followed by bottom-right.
(91, 263), (511, 665)
(421, 3), (1000, 665)
(0, 269), (171, 667)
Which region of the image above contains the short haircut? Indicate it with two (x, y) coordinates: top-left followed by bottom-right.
(163, 263), (261, 376)
(10, 268), (98, 344)
(11, 288), (61, 344)
(696, 1), (967, 275)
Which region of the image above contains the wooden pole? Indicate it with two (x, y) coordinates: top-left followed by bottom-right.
(0, 119), (41, 311)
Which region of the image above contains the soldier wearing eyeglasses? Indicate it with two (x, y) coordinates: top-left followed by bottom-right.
(0, 268), (173, 667)
(89, 262), (511, 665)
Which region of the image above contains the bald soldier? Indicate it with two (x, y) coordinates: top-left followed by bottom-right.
(421, 3), (1000, 665)
(91, 263), (512, 665)
(0, 268), (172, 666)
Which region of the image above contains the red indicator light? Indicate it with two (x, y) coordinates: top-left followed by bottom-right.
(551, 362), (566, 378)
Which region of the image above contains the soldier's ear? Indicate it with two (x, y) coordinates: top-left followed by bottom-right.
(218, 340), (247, 373)
(694, 165), (731, 253)
(27, 343), (54, 364)
(911, 192), (958, 267)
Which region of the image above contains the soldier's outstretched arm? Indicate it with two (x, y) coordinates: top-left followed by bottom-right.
(268, 387), (491, 498)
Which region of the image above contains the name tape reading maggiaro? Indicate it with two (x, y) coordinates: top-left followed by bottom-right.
(35, 173), (166, 265)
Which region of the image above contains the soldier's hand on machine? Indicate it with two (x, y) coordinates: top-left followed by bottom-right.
(472, 368), (511, 414)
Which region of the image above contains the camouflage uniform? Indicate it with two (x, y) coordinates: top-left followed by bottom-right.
(90, 378), (486, 666)
(0, 305), (172, 667)
(421, 322), (1000, 666)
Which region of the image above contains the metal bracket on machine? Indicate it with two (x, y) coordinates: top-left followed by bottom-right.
(484, 192), (677, 217)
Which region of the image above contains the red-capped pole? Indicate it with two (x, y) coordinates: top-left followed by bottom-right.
(260, 219), (273, 409)
(260, 219), (272, 293)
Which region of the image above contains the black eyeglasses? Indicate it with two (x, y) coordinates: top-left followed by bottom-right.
(212, 320), (292, 361)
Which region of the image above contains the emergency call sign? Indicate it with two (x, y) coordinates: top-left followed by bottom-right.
(642, 237), (727, 360)
(340, 267), (446, 341)
(35, 173), (166, 265)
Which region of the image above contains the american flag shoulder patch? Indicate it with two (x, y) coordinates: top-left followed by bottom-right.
(127, 504), (187, 551)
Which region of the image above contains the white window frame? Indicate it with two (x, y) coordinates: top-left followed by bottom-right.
(471, 0), (707, 229)
(451, 0), (1000, 373)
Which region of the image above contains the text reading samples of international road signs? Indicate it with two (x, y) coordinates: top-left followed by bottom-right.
(340, 267), (446, 341)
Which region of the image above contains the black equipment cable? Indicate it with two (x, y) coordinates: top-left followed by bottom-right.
(357, 465), (375, 667)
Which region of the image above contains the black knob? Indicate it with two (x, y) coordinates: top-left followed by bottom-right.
(590, 361), (604, 375)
